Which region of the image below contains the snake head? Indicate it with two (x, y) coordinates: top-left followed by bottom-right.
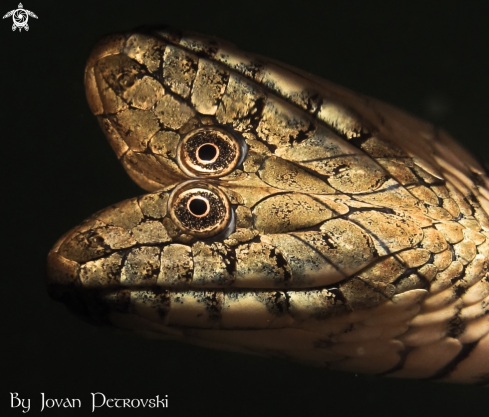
(47, 28), (489, 383)
(84, 30), (248, 191)
(46, 181), (233, 324)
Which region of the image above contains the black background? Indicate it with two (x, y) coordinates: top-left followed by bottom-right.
(2, 0), (488, 416)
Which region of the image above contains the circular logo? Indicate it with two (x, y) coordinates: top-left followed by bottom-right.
(3, 3), (38, 32)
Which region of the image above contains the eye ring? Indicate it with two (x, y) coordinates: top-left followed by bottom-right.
(168, 181), (233, 238)
(186, 195), (211, 217)
(196, 143), (220, 165)
(177, 127), (243, 177)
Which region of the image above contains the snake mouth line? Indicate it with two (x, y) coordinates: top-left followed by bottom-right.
(47, 248), (350, 330)
(47, 283), (348, 331)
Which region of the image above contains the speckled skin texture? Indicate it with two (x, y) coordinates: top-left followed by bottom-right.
(47, 28), (489, 384)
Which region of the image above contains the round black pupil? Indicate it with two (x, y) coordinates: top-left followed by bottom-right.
(198, 144), (217, 162)
(188, 199), (208, 216)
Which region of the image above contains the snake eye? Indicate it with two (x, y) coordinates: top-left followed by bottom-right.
(169, 182), (233, 238)
(177, 127), (243, 177)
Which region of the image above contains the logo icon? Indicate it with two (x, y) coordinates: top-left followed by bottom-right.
(3, 3), (37, 32)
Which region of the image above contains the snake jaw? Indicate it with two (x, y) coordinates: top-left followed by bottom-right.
(46, 247), (109, 325)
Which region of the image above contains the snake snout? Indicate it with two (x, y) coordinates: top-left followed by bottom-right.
(46, 250), (111, 325)
(46, 246), (79, 296)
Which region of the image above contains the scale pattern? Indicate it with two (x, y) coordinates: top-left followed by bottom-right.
(47, 28), (489, 384)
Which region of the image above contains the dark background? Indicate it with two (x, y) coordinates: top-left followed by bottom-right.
(2, 0), (488, 415)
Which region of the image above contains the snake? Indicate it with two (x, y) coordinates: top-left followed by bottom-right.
(46, 26), (489, 385)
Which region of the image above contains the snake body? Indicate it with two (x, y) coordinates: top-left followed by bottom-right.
(47, 27), (489, 384)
